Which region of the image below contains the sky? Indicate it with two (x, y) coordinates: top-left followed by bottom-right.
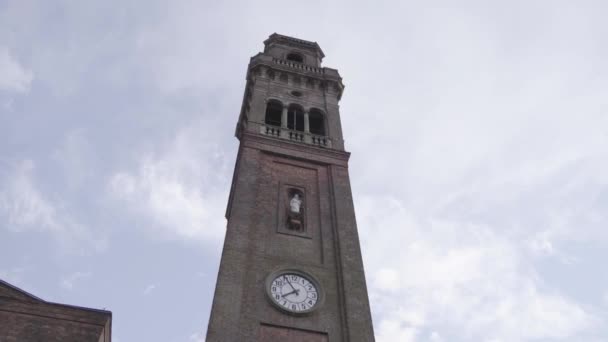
(1, 0), (607, 341)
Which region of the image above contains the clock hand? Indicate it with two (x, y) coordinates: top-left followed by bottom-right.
(283, 275), (297, 292)
(282, 289), (299, 297)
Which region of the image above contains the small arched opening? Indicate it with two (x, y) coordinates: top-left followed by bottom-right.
(309, 109), (326, 136)
(265, 100), (283, 127)
(287, 104), (305, 132)
(286, 53), (304, 63)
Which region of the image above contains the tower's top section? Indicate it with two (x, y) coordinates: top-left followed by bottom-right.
(263, 33), (325, 68)
(236, 34), (346, 150)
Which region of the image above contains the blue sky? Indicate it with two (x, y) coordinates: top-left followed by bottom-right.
(1, 1), (607, 341)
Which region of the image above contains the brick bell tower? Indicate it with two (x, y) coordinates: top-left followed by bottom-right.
(206, 34), (375, 341)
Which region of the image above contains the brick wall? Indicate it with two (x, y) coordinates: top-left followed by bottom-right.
(0, 281), (111, 342)
(259, 323), (329, 342)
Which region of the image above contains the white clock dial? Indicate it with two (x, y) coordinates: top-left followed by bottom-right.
(267, 271), (321, 314)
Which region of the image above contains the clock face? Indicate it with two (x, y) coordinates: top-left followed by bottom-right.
(267, 271), (321, 314)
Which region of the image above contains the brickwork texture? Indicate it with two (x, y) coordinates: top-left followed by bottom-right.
(0, 280), (111, 342)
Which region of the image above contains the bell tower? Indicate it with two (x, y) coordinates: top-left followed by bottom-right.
(206, 34), (375, 342)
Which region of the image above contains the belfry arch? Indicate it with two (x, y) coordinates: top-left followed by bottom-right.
(287, 104), (305, 132)
(308, 108), (325, 136)
(264, 99), (283, 127)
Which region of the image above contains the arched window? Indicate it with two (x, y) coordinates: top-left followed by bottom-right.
(309, 109), (325, 136)
(265, 100), (283, 127)
(287, 104), (305, 132)
(286, 53), (304, 63)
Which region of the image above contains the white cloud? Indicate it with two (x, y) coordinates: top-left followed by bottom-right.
(108, 119), (229, 244)
(526, 231), (555, 257)
(376, 317), (418, 342)
(0, 160), (55, 230)
(374, 268), (401, 292)
(429, 331), (443, 342)
(143, 284), (156, 296)
(0, 47), (33, 93)
(359, 196), (597, 342)
(60, 271), (91, 290)
(0, 160), (105, 252)
(188, 331), (205, 342)
(342, 8), (608, 339)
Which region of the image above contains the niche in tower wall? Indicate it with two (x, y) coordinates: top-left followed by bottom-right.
(277, 184), (310, 238)
(287, 188), (304, 231)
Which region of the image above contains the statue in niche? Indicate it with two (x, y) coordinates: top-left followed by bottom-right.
(290, 193), (302, 213)
(287, 190), (304, 232)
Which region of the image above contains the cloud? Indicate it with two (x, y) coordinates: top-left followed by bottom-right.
(429, 332), (443, 342)
(0, 47), (33, 93)
(0, 160), (56, 230)
(60, 271), (92, 290)
(142, 284), (156, 296)
(0, 160), (106, 252)
(341, 8), (608, 339)
(358, 196), (598, 341)
(108, 119), (230, 244)
(188, 331), (205, 342)
(376, 318), (418, 342)
(525, 231), (555, 257)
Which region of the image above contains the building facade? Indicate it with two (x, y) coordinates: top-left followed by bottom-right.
(206, 34), (375, 341)
(0, 279), (111, 341)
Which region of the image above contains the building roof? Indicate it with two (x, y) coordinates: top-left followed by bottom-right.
(0, 278), (44, 302)
(264, 33), (325, 59)
(0, 277), (111, 315)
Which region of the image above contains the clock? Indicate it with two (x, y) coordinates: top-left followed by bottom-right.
(265, 269), (323, 314)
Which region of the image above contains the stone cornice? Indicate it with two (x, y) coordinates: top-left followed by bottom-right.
(247, 54), (345, 99)
(239, 132), (351, 167)
(264, 33), (325, 59)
